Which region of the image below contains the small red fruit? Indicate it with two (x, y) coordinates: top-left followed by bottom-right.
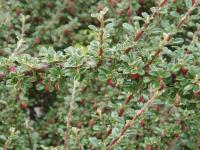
(118, 11), (123, 16)
(194, 90), (200, 97)
(64, 29), (71, 36)
(145, 144), (152, 150)
(20, 103), (28, 109)
(118, 0), (122, 3)
(130, 73), (140, 80)
(0, 73), (5, 81)
(118, 108), (125, 117)
(76, 121), (83, 129)
(15, 8), (20, 16)
(45, 84), (50, 93)
(139, 0), (145, 5)
(109, 0), (115, 6)
(8, 66), (16, 73)
(41, 131), (47, 139)
(156, 104), (160, 112)
(138, 95), (145, 103)
(107, 78), (115, 87)
(140, 119), (145, 126)
(127, 7), (132, 17)
(179, 66), (188, 76)
(35, 37), (41, 44)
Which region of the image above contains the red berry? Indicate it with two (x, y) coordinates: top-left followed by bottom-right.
(138, 95), (145, 103)
(41, 131), (47, 139)
(118, 108), (125, 117)
(20, 103), (28, 109)
(145, 144), (152, 150)
(64, 29), (71, 36)
(107, 78), (115, 87)
(127, 7), (132, 17)
(8, 66), (16, 73)
(140, 119), (145, 126)
(118, 11), (123, 16)
(156, 104), (160, 112)
(130, 73), (140, 80)
(0, 73), (5, 81)
(109, 0), (115, 6)
(179, 66), (188, 76)
(76, 121), (83, 129)
(139, 0), (145, 5)
(194, 90), (200, 97)
(35, 37), (41, 44)
(45, 84), (50, 93)
(118, 0), (122, 2)
(15, 8), (20, 16)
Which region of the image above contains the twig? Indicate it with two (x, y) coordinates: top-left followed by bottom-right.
(106, 90), (160, 150)
(64, 80), (78, 150)
(125, 0), (168, 53)
(94, 11), (105, 70)
(12, 15), (27, 56)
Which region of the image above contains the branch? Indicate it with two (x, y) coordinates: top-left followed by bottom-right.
(106, 90), (160, 150)
(12, 15), (27, 56)
(94, 11), (105, 70)
(144, 1), (199, 72)
(64, 80), (78, 150)
(125, 0), (168, 53)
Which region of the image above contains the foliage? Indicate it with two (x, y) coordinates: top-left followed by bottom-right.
(0, 0), (200, 150)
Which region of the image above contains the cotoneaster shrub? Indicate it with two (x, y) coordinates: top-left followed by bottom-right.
(0, 0), (200, 150)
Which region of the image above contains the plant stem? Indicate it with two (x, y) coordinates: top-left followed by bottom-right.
(106, 90), (159, 150)
(64, 80), (78, 150)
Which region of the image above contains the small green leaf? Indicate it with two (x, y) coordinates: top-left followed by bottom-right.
(123, 23), (134, 33)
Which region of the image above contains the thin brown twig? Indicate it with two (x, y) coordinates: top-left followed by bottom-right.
(64, 80), (78, 150)
(106, 90), (160, 150)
